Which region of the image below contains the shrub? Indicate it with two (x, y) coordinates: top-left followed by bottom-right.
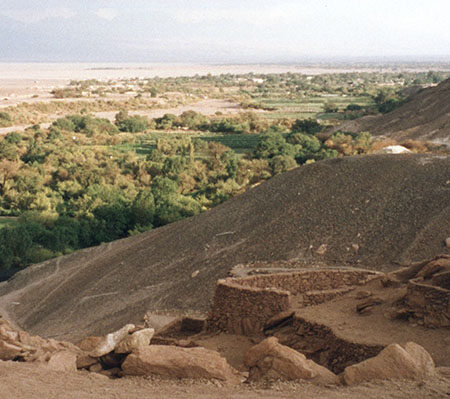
(291, 118), (322, 134)
(0, 112), (12, 127)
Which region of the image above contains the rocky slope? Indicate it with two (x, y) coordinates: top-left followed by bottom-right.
(330, 78), (450, 144)
(0, 154), (448, 341)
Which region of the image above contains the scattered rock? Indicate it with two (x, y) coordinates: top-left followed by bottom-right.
(99, 367), (122, 378)
(122, 345), (242, 384)
(76, 354), (99, 369)
(377, 145), (411, 154)
(115, 328), (155, 354)
(89, 363), (104, 373)
(0, 318), (81, 363)
(380, 275), (402, 288)
(356, 297), (384, 315)
(445, 238), (450, 248)
(191, 270), (200, 278)
(316, 244), (327, 256)
(416, 257), (449, 279)
(244, 337), (339, 385)
(85, 324), (135, 357)
(0, 340), (23, 360)
(46, 351), (77, 372)
(355, 290), (372, 300)
(343, 342), (435, 385)
(352, 243), (360, 253)
(77, 336), (104, 352)
(175, 339), (197, 348)
(389, 308), (413, 321)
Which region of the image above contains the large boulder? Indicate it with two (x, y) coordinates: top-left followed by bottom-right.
(244, 337), (339, 385)
(78, 324), (135, 357)
(46, 351), (77, 372)
(343, 342), (435, 385)
(115, 328), (154, 354)
(121, 345), (242, 384)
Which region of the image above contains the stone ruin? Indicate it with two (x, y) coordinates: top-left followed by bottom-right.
(392, 254), (450, 328)
(0, 256), (448, 386)
(207, 268), (382, 335)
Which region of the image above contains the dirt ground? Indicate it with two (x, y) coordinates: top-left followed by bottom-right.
(0, 98), (245, 136)
(0, 360), (448, 399)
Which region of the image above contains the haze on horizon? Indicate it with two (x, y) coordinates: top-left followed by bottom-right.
(1, 0), (449, 64)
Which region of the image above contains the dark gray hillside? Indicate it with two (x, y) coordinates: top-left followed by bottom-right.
(0, 154), (448, 341)
(329, 78), (450, 143)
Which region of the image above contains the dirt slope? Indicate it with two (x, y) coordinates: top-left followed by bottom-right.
(331, 78), (450, 143)
(0, 154), (448, 341)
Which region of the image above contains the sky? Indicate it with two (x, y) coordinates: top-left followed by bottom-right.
(1, 0), (449, 63)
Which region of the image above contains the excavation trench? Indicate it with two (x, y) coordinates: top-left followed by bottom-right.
(264, 314), (384, 374)
(158, 268), (389, 374)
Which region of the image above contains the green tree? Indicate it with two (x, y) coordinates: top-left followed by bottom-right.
(291, 118), (322, 134)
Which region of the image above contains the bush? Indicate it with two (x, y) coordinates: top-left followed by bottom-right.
(346, 104), (363, 111)
(4, 132), (22, 144)
(291, 118), (322, 134)
(253, 132), (297, 160)
(155, 114), (178, 130)
(117, 116), (148, 133)
(323, 102), (339, 113)
(0, 112), (12, 127)
(270, 155), (297, 174)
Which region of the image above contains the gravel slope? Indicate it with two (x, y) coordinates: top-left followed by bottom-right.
(0, 154), (448, 341)
(329, 78), (450, 143)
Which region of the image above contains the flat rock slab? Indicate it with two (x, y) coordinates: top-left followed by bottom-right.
(244, 336), (339, 385)
(122, 345), (242, 384)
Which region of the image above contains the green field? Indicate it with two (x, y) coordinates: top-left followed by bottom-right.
(199, 134), (261, 154)
(114, 131), (262, 157)
(257, 95), (374, 120)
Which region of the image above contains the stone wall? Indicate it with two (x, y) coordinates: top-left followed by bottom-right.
(275, 316), (385, 374)
(406, 278), (450, 328)
(207, 279), (291, 335)
(207, 268), (382, 335)
(236, 269), (380, 294)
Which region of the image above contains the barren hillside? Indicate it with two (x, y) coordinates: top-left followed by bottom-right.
(331, 78), (450, 143)
(0, 154), (448, 341)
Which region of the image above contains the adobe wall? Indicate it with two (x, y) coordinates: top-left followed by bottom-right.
(406, 278), (450, 328)
(207, 268), (382, 335)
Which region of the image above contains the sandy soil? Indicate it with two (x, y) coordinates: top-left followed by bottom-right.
(95, 99), (245, 120)
(0, 98), (245, 136)
(1, 360), (448, 399)
(0, 62), (416, 81)
(0, 62), (374, 106)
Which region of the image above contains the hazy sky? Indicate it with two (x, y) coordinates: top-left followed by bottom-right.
(1, 0), (449, 63)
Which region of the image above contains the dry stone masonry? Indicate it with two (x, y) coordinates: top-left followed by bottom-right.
(208, 268), (382, 335)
